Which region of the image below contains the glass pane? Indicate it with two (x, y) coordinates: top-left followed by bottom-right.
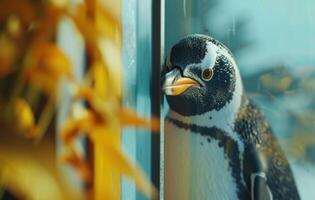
(164, 0), (315, 199)
(122, 0), (155, 200)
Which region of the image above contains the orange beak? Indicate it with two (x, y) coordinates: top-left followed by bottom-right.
(162, 69), (199, 96)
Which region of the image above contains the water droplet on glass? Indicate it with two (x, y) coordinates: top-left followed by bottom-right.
(231, 15), (236, 37)
(183, 0), (187, 18)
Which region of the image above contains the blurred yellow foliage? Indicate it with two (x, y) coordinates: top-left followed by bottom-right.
(0, 0), (158, 200)
(25, 42), (73, 96)
(0, 153), (64, 200)
(260, 74), (292, 92)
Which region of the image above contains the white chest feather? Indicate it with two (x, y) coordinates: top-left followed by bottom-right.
(164, 41), (246, 199)
(164, 121), (239, 200)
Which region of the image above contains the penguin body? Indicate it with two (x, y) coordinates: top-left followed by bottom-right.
(162, 34), (300, 200)
(164, 118), (242, 200)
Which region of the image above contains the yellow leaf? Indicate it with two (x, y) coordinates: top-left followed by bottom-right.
(98, 0), (121, 23)
(60, 147), (92, 183)
(0, 37), (17, 77)
(94, 138), (120, 200)
(33, 43), (72, 78)
(14, 98), (35, 136)
(6, 15), (22, 38)
(0, 155), (64, 200)
(90, 129), (157, 199)
(60, 113), (94, 145)
(68, 3), (119, 62)
(96, 6), (120, 42)
(120, 108), (160, 132)
(69, 6), (99, 50)
(73, 85), (118, 124)
(51, 0), (67, 8)
(99, 39), (121, 97)
(26, 43), (73, 95)
(90, 61), (109, 97)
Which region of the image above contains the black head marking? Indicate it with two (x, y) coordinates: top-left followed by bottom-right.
(167, 34), (233, 71)
(170, 36), (208, 69)
(165, 54), (236, 116)
(162, 34), (238, 116)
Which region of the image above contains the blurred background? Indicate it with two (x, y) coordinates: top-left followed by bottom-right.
(0, 0), (158, 200)
(165, 0), (315, 199)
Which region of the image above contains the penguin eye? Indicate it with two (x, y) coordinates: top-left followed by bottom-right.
(202, 68), (213, 81)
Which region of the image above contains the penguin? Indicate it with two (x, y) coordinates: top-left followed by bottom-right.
(161, 34), (300, 200)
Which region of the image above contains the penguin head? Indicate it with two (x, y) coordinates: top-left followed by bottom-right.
(162, 34), (241, 116)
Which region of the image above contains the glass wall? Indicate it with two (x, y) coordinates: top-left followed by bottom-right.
(165, 0), (315, 199)
(122, 0), (161, 200)
(120, 0), (315, 199)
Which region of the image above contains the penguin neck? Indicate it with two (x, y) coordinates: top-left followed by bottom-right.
(168, 67), (244, 141)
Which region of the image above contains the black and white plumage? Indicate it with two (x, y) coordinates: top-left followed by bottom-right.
(162, 34), (300, 200)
